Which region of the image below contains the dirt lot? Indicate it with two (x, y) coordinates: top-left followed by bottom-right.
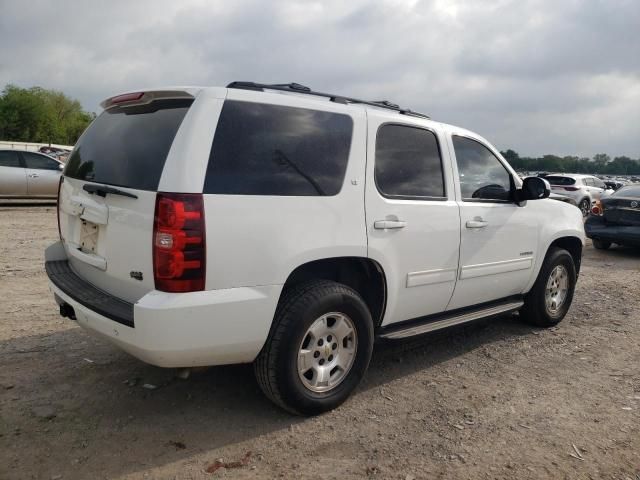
(0, 203), (638, 480)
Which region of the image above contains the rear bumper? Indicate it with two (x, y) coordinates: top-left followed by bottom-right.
(45, 242), (282, 368)
(584, 216), (640, 246)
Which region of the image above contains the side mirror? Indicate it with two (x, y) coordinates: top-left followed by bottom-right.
(518, 177), (550, 202)
(58, 163), (64, 170)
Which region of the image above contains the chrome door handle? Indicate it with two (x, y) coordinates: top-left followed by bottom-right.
(29, 173), (39, 178)
(466, 219), (488, 229)
(374, 220), (407, 230)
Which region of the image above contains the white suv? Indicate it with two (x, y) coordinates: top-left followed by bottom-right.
(45, 82), (585, 415)
(546, 174), (611, 216)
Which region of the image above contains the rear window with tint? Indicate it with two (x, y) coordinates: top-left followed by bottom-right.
(204, 101), (353, 196)
(546, 176), (576, 186)
(65, 99), (192, 191)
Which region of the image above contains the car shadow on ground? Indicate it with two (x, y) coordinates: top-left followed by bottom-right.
(1, 313), (534, 477)
(582, 242), (640, 267)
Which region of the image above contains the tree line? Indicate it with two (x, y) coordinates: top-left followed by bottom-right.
(500, 149), (640, 176)
(0, 84), (95, 146)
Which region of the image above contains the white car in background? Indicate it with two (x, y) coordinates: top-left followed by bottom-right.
(545, 174), (612, 216)
(0, 149), (64, 198)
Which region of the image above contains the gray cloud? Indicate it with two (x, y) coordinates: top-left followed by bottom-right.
(0, 0), (638, 157)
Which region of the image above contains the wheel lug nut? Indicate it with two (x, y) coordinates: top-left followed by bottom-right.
(332, 343), (337, 350)
(317, 339), (323, 346)
(327, 335), (332, 342)
(313, 351), (320, 358)
(319, 359), (325, 365)
(328, 355), (333, 361)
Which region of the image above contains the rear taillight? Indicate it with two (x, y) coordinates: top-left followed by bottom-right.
(153, 193), (206, 292)
(564, 186), (579, 191)
(591, 201), (603, 216)
(56, 176), (64, 240)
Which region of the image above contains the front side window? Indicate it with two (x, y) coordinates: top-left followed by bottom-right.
(23, 152), (60, 170)
(204, 101), (353, 196)
(375, 124), (445, 199)
(0, 151), (21, 168)
(453, 136), (512, 201)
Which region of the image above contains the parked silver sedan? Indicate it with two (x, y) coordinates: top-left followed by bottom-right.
(0, 149), (64, 198)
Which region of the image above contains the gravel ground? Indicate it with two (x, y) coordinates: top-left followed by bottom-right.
(0, 203), (639, 480)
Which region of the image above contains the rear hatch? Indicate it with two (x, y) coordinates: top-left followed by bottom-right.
(58, 92), (194, 303)
(602, 187), (640, 226)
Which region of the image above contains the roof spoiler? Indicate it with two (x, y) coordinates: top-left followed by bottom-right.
(100, 89), (195, 110)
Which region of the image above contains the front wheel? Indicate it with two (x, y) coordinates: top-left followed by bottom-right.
(520, 247), (577, 327)
(254, 280), (374, 415)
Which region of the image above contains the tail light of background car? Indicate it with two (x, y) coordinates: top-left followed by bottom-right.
(591, 200), (603, 216)
(153, 193), (206, 292)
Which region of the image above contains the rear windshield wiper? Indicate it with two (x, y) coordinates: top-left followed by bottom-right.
(83, 183), (138, 199)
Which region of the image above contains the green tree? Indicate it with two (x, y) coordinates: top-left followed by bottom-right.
(592, 153), (611, 173)
(0, 84), (94, 145)
(499, 149), (639, 175)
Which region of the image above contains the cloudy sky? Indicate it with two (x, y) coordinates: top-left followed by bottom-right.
(1, 0), (638, 157)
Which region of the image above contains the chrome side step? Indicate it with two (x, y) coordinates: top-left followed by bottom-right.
(379, 300), (524, 340)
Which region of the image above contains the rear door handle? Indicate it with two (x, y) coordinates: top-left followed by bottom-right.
(28, 173), (39, 178)
(374, 220), (407, 230)
(466, 219), (488, 229)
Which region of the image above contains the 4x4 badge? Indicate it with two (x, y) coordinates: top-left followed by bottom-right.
(130, 271), (143, 281)
(631, 201), (638, 208)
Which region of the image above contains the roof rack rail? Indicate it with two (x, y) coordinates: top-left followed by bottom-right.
(226, 82), (430, 119)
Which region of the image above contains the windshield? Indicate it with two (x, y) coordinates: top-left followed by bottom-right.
(613, 185), (640, 197)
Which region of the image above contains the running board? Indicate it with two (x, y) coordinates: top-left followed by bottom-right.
(379, 300), (524, 340)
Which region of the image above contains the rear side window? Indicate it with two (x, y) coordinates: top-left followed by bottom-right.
(0, 151), (21, 168)
(65, 99), (192, 191)
(204, 101), (353, 196)
(546, 176), (576, 186)
(375, 124), (445, 198)
(23, 152), (60, 170)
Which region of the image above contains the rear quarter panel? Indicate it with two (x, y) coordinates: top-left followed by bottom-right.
(178, 90), (369, 290)
(523, 198), (585, 292)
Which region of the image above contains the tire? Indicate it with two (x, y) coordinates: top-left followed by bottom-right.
(579, 198), (590, 217)
(520, 247), (577, 327)
(592, 238), (611, 250)
(254, 280), (374, 416)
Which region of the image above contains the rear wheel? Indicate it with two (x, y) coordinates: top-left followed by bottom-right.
(520, 247), (576, 327)
(592, 238), (611, 250)
(579, 198), (590, 217)
(254, 280), (374, 415)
